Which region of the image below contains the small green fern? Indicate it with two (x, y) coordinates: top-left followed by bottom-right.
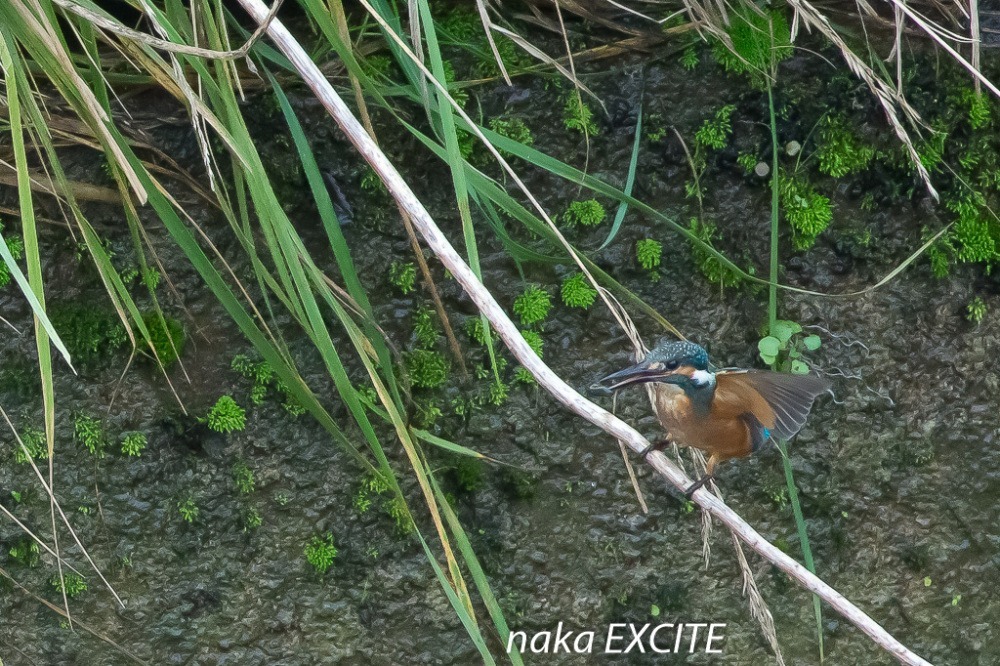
(779, 177), (833, 249)
(413, 306), (439, 348)
(206, 396), (246, 434)
(389, 262), (417, 294)
(967, 296), (988, 324)
(636, 239), (663, 271)
(563, 95), (599, 135)
(695, 105), (737, 150)
(563, 199), (606, 227)
(953, 216), (997, 264)
(404, 350), (450, 389)
(816, 115), (874, 178)
(561, 273), (598, 309)
(513, 286), (551, 326)
(712, 8), (792, 82)
(489, 117), (534, 147)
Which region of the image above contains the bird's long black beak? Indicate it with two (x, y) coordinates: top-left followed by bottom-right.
(588, 359), (668, 396)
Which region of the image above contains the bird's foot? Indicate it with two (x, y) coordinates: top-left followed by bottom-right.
(684, 474), (713, 499)
(641, 438), (671, 460)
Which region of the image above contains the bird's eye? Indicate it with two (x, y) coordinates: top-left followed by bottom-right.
(665, 360), (679, 371)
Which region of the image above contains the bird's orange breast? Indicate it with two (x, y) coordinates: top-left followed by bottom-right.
(652, 383), (761, 463)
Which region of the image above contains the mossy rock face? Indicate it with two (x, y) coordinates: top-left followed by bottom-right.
(50, 304), (127, 365)
(140, 313), (185, 366)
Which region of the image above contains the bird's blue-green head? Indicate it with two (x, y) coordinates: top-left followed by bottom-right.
(591, 340), (713, 394)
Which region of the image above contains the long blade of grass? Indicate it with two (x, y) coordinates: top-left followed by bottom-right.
(412, 428), (499, 461)
(465, 122), (945, 299)
(768, 73), (823, 661)
(415, 0), (504, 389)
(474, 124), (748, 270)
(0, 36), (73, 368)
(355, 393), (498, 461)
(0, 26), (68, 624)
(414, 530), (496, 665)
(429, 469), (524, 665)
(268, 73), (403, 408)
(328, 291), (477, 620)
(778, 440), (824, 661)
(768, 84), (779, 330)
(598, 102), (642, 251)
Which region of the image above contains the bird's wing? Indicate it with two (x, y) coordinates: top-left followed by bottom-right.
(716, 370), (831, 440)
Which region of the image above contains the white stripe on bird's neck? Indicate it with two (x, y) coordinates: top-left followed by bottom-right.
(690, 369), (716, 388)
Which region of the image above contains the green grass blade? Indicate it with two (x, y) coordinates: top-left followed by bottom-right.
(767, 84), (780, 331)
(769, 79), (824, 661)
(778, 441), (825, 661)
(0, 35), (73, 369)
(412, 429), (494, 460)
(414, 530), (497, 665)
(429, 470), (523, 665)
(330, 301), (481, 624)
(599, 103), (642, 251)
(415, 0), (503, 387)
(0, 34), (60, 465)
(471, 124), (748, 276)
(268, 74), (403, 408)
(400, 118), (681, 334)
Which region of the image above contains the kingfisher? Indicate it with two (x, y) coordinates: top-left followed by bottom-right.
(592, 340), (831, 496)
